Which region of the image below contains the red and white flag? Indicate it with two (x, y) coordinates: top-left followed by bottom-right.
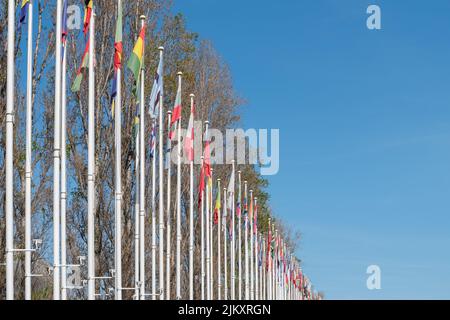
(184, 100), (195, 162)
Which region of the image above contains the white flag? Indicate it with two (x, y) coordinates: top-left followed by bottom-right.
(227, 169), (235, 207)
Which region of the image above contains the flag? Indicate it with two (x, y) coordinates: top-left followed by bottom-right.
(110, 0), (123, 115)
(61, 0), (68, 58)
(203, 127), (211, 178)
(19, 0), (30, 28)
(169, 80), (181, 140)
(148, 57), (163, 119)
(197, 165), (205, 208)
(150, 121), (156, 158)
(213, 182), (221, 225)
(248, 192), (253, 223)
(253, 200), (258, 234)
(227, 169), (235, 206)
(127, 24), (146, 96)
(71, 39), (90, 92)
(184, 101), (194, 162)
(83, 0), (93, 35)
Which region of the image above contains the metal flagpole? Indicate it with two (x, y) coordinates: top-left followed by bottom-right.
(158, 46), (165, 301)
(134, 120), (140, 299)
(5, 0), (15, 301)
(254, 197), (259, 300)
(176, 71), (183, 299)
(115, 0), (123, 301)
(52, 0), (63, 301)
(223, 187), (228, 300)
(205, 124), (210, 300)
(87, 10), (96, 301)
(249, 190), (254, 300)
(237, 171), (242, 300)
(189, 94), (195, 300)
(244, 181), (249, 300)
(200, 156), (205, 300)
(139, 15), (146, 300)
(165, 110), (172, 300)
(262, 236), (266, 300)
(210, 168), (214, 300)
(151, 119), (157, 300)
(230, 159), (235, 300)
(60, 21), (68, 301)
(25, 0), (34, 301)
(217, 179), (221, 299)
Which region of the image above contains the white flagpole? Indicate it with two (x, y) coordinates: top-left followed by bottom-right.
(230, 159), (236, 300)
(139, 15), (146, 300)
(25, 0), (34, 301)
(51, 0), (63, 301)
(176, 72), (183, 299)
(249, 190), (254, 300)
(262, 236), (266, 300)
(158, 46), (165, 301)
(134, 122), (140, 299)
(223, 187), (228, 300)
(151, 118), (157, 300)
(200, 156), (205, 300)
(87, 10), (96, 301)
(210, 168), (214, 300)
(60, 25), (68, 301)
(244, 181), (249, 300)
(205, 123), (210, 300)
(254, 197), (259, 300)
(5, 0), (15, 301)
(115, 1), (123, 300)
(217, 179), (221, 300)
(237, 171), (242, 300)
(165, 110), (172, 300)
(189, 94), (195, 300)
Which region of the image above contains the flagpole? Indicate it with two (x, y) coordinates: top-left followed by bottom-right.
(60, 22), (68, 301)
(158, 46), (165, 301)
(151, 119), (156, 300)
(210, 167), (214, 300)
(175, 71), (183, 300)
(87, 10), (96, 301)
(217, 179), (222, 300)
(223, 187), (228, 300)
(24, 0), (34, 301)
(230, 159), (235, 300)
(165, 110), (172, 300)
(189, 93), (195, 300)
(200, 156), (205, 300)
(114, 0), (123, 301)
(205, 123), (210, 300)
(249, 189), (254, 300)
(138, 15), (146, 300)
(254, 197), (259, 300)
(244, 181), (249, 300)
(237, 171), (242, 300)
(5, 0), (15, 301)
(134, 120), (140, 299)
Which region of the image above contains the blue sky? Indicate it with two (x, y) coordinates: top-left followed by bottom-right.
(173, 0), (450, 299)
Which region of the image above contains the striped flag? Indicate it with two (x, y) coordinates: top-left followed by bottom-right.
(110, 0), (123, 115)
(150, 121), (156, 158)
(83, 0), (93, 35)
(71, 39), (90, 92)
(148, 56), (163, 119)
(19, 0), (30, 28)
(184, 101), (194, 162)
(213, 181), (221, 225)
(127, 24), (146, 96)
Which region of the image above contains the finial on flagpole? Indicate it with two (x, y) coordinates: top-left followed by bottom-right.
(177, 71), (183, 76)
(190, 93), (195, 98)
(140, 15), (146, 21)
(158, 46), (164, 51)
(168, 110), (172, 115)
(217, 179), (221, 182)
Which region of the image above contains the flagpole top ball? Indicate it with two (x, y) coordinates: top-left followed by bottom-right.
(190, 93), (195, 98)
(217, 179), (221, 182)
(158, 46), (164, 51)
(201, 156), (204, 160)
(244, 180), (247, 184)
(238, 170), (241, 174)
(140, 15), (146, 20)
(250, 190), (253, 193)
(177, 71), (183, 76)
(232, 159), (235, 164)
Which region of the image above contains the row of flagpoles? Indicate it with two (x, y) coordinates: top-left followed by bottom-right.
(4, 0), (319, 300)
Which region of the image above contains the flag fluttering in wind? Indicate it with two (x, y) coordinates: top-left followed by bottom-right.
(150, 122), (156, 158)
(169, 80), (182, 140)
(83, 0), (93, 35)
(110, 0), (123, 115)
(184, 101), (195, 162)
(213, 181), (221, 225)
(61, 0), (68, 58)
(19, 0), (30, 28)
(198, 165), (205, 207)
(148, 57), (163, 119)
(127, 24), (146, 96)
(71, 39), (90, 92)
(253, 200), (258, 234)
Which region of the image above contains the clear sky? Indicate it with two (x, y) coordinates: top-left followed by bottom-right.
(173, 0), (450, 299)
